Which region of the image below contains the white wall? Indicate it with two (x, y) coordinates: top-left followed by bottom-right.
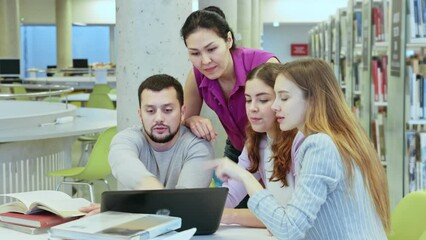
(19, 0), (115, 25)
(262, 0), (347, 23)
(262, 22), (317, 63)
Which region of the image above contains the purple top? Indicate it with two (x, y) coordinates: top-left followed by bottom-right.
(193, 48), (275, 151)
(223, 131), (305, 208)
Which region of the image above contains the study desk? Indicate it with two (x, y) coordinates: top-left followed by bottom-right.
(0, 224), (276, 239)
(0, 101), (117, 204)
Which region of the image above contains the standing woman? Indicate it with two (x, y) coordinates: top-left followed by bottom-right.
(213, 58), (390, 239)
(180, 6), (279, 163)
(221, 63), (302, 227)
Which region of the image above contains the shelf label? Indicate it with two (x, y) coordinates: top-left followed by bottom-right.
(390, 0), (403, 77)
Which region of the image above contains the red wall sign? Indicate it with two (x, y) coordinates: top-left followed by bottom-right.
(290, 44), (309, 56)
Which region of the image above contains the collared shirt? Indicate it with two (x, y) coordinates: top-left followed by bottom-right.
(193, 48), (275, 151)
(248, 133), (387, 240)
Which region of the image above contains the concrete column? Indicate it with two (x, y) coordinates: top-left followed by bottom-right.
(237, 0), (252, 47)
(55, 0), (72, 70)
(198, 0), (238, 36)
(109, 25), (115, 64)
(0, 0), (20, 58)
(115, 0), (192, 129)
(251, 0), (260, 49)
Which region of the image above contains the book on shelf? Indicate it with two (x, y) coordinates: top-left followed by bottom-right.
(0, 190), (90, 218)
(0, 221), (48, 235)
(0, 211), (79, 228)
(381, 55), (388, 102)
(406, 131), (418, 193)
(48, 211), (182, 240)
(418, 132), (426, 190)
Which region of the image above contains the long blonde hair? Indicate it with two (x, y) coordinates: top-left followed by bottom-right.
(277, 58), (390, 232)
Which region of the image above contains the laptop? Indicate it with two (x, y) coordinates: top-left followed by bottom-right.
(101, 187), (229, 235)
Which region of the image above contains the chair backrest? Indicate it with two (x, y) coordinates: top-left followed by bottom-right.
(12, 83), (31, 101)
(92, 84), (112, 94)
(0, 85), (11, 93)
(74, 126), (117, 181)
(420, 230), (426, 240)
(86, 93), (115, 109)
(388, 191), (426, 240)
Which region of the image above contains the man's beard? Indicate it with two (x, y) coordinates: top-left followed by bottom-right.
(144, 125), (179, 143)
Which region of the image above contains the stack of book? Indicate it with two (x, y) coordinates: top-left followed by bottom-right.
(0, 190), (91, 234)
(48, 211), (182, 240)
(0, 211), (79, 234)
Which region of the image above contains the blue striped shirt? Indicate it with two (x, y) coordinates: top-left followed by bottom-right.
(248, 133), (387, 240)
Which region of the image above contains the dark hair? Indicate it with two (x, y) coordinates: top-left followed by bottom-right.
(138, 74), (184, 107)
(180, 6), (236, 50)
(203, 6), (226, 19)
(244, 63), (298, 187)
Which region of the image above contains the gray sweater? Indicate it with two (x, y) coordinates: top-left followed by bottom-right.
(109, 125), (215, 189)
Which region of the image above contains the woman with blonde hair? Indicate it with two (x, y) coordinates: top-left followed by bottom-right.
(212, 58), (390, 239)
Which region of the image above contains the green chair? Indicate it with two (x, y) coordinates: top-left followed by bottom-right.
(109, 88), (117, 94)
(77, 93), (115, 167)
(0, 85), (12, 94)
(387, 191), (426, 240)
(86, 93), (115, 109)
(48, 126), (117, 202)
(92, 84), (112, 94)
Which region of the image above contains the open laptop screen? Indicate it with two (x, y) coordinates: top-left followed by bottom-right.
(101, 187), (228, 235)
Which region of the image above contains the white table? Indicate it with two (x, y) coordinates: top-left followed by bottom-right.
(0, 224), (276, 240)
(0, 101), (117, 203)
(24, 76), (116, 90)
(0, 103), (117, 142)
(61, 93), (117, 104)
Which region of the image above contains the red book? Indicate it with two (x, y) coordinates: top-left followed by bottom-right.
(372, 58), (379, 102)
(0, 211), (79, 228)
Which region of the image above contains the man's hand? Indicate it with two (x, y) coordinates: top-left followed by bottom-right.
(208, 158), (264, 196)
(79, 203), (101, 217)
(136, 176), (165, 190)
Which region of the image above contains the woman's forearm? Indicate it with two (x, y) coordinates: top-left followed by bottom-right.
(221, 208), (266, 228)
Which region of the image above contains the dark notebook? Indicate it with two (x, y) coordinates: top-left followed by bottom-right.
(101, 187), (228, 235)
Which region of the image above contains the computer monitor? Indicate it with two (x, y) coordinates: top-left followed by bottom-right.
(72, 59), (89, 68)
(0, 58), (20, 79)
(46, 65), (56, 77)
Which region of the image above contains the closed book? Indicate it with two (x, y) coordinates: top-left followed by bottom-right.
(0, 221), (48, 235)
(0, 211), (79, 228)
(49, 211), (181, 240)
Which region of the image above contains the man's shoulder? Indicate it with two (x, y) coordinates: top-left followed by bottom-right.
(112, 126), (145, 143)
(117, 126), (143, 136)
(178, 126), (213, 147)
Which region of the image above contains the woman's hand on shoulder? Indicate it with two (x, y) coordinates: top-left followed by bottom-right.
(185, 116), (218, 142)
